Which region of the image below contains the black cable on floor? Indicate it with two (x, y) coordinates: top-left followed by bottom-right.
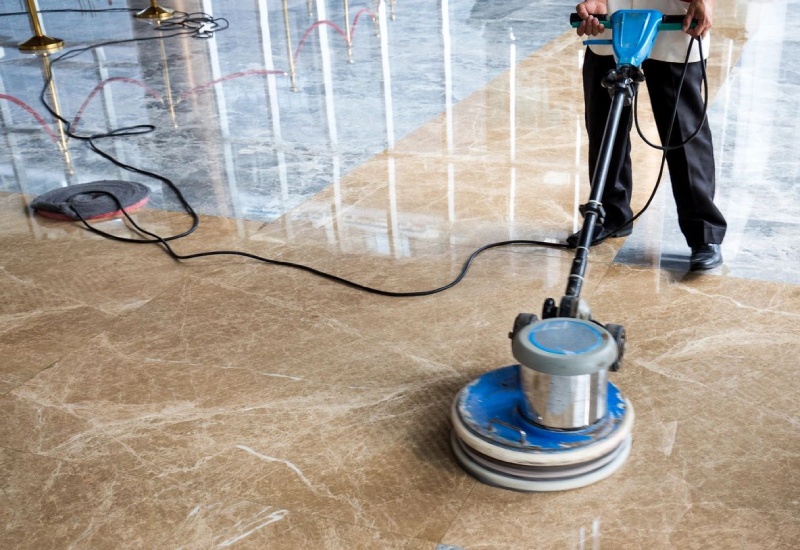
(25, 9), (569, 298)
(67, 188), (568, 297)
(28, 10), (707, 297)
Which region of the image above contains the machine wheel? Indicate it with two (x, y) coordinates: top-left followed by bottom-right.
(605, 323), (626, 372)
(509, 313), (539, 339)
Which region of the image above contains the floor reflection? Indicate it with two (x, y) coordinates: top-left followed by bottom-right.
(2, 2), (800, 548)
(616, 0), (800, 283)
(0, 0), (798, 283)
(1, 0), (565, 218)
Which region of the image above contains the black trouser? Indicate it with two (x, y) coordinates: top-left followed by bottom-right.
(582, 48), (727, 247)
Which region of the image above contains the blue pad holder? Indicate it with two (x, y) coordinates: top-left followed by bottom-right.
(455, 365), (628, 452)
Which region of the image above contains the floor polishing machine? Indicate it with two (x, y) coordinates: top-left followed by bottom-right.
(450, 10), (693, 491)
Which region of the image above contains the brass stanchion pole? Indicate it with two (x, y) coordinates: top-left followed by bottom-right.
(343, 0), (354, 63)
(372, 0), (380, 38)
(159, 39), (178, 127)
(136, 0), (174, 20)
(18, 0), (64, 53)
(282, 0), (298, 92)
(40, 55), (74, 174)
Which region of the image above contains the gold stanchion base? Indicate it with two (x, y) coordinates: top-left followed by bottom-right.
(135, 6), (174, 20)
(18, 35), (64, 53)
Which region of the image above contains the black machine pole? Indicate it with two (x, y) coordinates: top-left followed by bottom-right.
(559, 68), (639, 317)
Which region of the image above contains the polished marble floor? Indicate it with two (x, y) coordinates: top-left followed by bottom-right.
(1, 0), (799, 548)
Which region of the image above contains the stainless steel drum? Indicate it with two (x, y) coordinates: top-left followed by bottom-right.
(511, 318), (618, 430)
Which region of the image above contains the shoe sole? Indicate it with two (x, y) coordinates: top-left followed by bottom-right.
(690, 259), (723, 271)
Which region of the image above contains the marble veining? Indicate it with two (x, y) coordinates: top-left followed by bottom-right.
(1, 0), (799, 548)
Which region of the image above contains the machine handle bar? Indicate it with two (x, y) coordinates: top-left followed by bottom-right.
(569, 13), (695, 31)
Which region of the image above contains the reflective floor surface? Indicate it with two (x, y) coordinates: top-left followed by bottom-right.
(1, 0), (799, 548)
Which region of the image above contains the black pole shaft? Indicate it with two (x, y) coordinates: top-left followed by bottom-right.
(564, 87), (628, 299)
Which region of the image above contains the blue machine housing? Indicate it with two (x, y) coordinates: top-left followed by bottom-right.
(455, 365), (627, 452)
(611, 9), (664, 67)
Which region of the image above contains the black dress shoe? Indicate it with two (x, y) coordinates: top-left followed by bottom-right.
(566, 224), (633, 248)
(690, 243), (723, 271)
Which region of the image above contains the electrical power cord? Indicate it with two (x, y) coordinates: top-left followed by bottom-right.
(22, 7), (708, 297)
(68, 191), (565, 297)
(28, 7), (568, 298)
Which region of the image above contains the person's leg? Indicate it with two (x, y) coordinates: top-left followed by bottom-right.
(583, 48), (635, 231)
(642, 58), (727, 248)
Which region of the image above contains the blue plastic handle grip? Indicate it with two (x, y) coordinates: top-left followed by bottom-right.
(569, 13), (693, 30)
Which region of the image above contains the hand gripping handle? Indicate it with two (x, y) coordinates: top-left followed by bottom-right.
(569, 13), (693, 31)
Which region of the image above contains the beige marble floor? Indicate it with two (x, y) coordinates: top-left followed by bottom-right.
(2, 1), (799, 548)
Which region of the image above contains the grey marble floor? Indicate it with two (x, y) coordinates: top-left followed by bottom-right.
(0, 0), (574, 217)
